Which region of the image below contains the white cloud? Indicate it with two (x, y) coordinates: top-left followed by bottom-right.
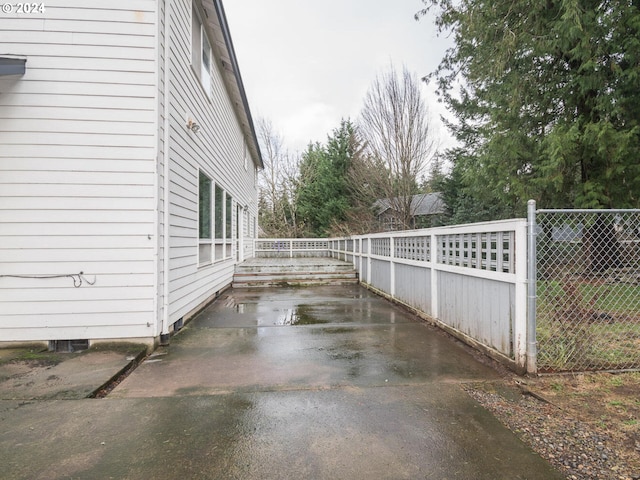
(280, 103), (339, 153)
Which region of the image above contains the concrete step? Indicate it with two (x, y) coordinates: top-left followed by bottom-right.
(233, 257), (359, 288)
(235, 263), (355, 274)
(233, 278), (358, 288)
(232, 270), (358, 288)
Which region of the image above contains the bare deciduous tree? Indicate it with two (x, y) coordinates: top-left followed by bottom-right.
(257, 118), (300, 237)
(357, 64), (437, 230)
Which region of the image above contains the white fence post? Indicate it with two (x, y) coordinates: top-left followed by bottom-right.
(358, 237), (363, 279)
(352, 239), (357, 269)
(389, 236), (395, 297)
(526, 200), (538, 374)
(430, 231), (439, 320)
(367, 236), (372, 285)
(514, 220), (528, 372)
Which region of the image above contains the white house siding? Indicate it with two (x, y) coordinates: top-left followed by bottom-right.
(0, 2), (158, 342)
(164, 0), (259, 323)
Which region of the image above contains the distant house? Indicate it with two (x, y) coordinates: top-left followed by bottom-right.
(0, 1), (263, 348)
(373, 193), (446, 231)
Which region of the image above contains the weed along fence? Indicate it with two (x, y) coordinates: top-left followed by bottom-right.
(533, 207), (640, 372)
(254, 206), (640, 374)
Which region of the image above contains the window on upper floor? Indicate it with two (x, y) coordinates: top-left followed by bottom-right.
(192, 4), (212, 98)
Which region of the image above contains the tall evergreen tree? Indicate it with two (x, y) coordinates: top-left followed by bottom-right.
(419, 0), (640, 211)
(296, 120), (358, 236)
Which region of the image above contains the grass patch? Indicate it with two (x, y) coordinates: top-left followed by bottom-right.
(536, 278), (640, 372)
(609, 376), (625, 387)
(13, 349), (64, 367)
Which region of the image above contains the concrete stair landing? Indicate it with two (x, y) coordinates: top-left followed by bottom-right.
(233, 257), (358, 288)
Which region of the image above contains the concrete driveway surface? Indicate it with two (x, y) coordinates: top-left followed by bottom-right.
(0, 285), (563, 479)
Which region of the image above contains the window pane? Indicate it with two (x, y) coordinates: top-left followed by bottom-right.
(226, 193), (232, 239)
(198, 171), (211, 239)
(198, 243), (211, 265)
(201, 32), (212, 96)
(191, 6), (202, 74)
(215, 184), (224, 240)
(202, 33), (211, 70)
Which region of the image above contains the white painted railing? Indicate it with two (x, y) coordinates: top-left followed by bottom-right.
(255, 238), (330, 257)
(254, 219), (529, 372)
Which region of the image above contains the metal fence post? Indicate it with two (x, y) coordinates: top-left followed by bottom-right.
(527, 200), (538, 374)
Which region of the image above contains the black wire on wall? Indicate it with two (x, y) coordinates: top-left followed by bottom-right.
(0, 272), (97, 288)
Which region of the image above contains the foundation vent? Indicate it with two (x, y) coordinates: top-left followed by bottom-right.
(48, 339), (89, 353)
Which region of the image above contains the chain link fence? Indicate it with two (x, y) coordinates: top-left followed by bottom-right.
(535, 209), (640, 372)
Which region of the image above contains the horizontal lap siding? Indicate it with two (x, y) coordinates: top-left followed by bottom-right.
(0, 2), (158, 342)
(164, 1), (259, 322)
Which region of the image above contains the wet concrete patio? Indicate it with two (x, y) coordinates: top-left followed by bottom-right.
(0, 285), (563, 479)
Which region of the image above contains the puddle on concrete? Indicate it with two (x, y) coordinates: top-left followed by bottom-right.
(235, 303), (259, 314)
(274, 308), (329, 326)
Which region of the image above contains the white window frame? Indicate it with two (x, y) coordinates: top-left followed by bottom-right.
(192, 3), (212, 98)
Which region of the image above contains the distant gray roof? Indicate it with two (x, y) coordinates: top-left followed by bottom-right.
(373, 192), (446, 217)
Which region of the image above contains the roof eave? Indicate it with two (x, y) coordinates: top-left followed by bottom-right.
(200, 0), (264, 170)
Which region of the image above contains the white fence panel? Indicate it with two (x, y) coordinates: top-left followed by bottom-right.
(370, 258), (391, 294)
(329, 219), (528, 372)
(394, 263), (432, 314)
(438, 272), (514, 357)
(255, 238), (330, 258)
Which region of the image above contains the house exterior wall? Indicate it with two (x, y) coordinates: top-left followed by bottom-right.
(0, 0), (260, 344)
(162, 0), (259, 326)
(0, 2), (159, 343)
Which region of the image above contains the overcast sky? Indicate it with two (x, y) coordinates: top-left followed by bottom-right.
(223, 0), (453, 154)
